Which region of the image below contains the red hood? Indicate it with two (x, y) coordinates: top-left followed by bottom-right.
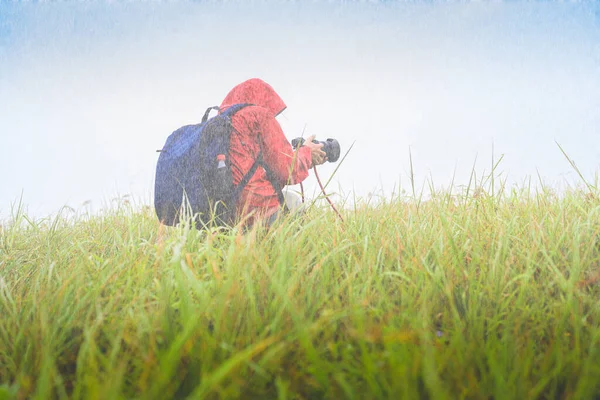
(220, 78), (286, 117)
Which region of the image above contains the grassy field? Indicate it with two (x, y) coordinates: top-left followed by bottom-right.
(2, 184), (600, 399)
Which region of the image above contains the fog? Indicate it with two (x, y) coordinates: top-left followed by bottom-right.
(1, 1), (599, 220)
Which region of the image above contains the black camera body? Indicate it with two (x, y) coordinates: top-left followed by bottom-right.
(291, 137), (341, 163)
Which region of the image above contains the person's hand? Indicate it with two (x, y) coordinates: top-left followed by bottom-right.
(304, 135), (327, 166)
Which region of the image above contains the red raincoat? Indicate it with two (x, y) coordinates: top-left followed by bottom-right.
(219, 79), (313, 221)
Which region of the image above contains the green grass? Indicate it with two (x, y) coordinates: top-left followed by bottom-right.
(2, 184), (600, 399)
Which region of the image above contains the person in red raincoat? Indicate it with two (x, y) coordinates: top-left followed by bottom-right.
(219, 78), (326, 226)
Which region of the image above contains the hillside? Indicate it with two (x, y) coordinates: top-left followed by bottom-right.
(2, 189), (600, 399)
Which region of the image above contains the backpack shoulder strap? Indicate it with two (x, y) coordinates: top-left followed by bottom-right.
(201, 103), (252, 124)
(232, 153), (285, 207)
(222, 103), (252, 118)
(232, 154), (262, 201)
(259, 155), (286, 206)
(227, 103), (285, 207)
(256, 139), (285, 206)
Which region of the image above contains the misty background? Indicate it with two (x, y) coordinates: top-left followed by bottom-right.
(0, 1), (599, 221)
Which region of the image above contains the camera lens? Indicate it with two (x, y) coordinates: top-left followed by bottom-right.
(291, 137), (341, 163)
(323, 138), (341, 162)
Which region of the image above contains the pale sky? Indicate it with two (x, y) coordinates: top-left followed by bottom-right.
(1, 1), (599, 220)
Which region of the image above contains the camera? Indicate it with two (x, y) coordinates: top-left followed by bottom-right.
(291, 137), (341, 163)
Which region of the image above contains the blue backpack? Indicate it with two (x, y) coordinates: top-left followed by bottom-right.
(154, 104), (283, 227)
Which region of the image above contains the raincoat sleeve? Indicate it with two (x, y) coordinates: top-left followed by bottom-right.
(258, 116), (313, 186)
